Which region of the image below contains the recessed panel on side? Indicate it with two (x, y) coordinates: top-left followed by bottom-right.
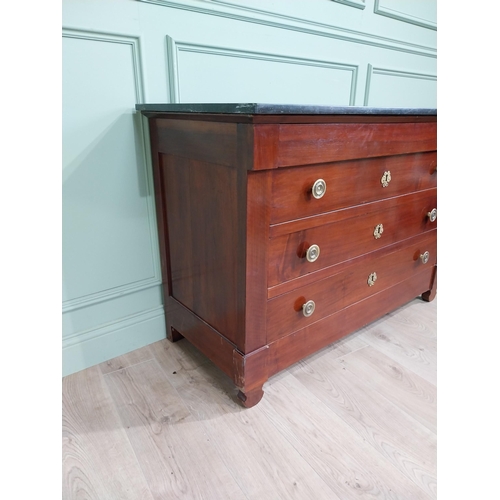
(162, 154), (243, 346)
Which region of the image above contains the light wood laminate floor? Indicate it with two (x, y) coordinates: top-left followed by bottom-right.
(62, 297), (437, 500)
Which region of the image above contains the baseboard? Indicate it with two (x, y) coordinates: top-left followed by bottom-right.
(62, 307), (166, 377)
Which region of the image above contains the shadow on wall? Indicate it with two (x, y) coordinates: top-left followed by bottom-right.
(62, 110), (164, 376)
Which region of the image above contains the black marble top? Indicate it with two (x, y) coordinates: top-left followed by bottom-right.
(135, 103), (436, 115)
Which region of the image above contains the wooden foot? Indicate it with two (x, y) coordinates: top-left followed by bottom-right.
(167, 326), (184, 343)
(422, 288), (436, 302)
(237, 387), (264, 408)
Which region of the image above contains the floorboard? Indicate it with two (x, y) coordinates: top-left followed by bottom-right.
(261, 373), (431, 500)
(290, 348), (437, 496)
(62, 297), (437, 500)
(359, 300), (437, 385)
(104, 359), (247, 500)
(152, 343), (340, 500)
(62, 366), (154, 500)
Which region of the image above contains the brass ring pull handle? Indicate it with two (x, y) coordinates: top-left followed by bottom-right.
(420, 251), (430, 264)
(427, 208), (437, 222)
(367, 272), (378, 287)
(312, 179), (327, 199)
(381, 171), (392, 188)
(306, 244), (320, 263)
(373, 223), (384, 239)
(302, 300), (316, 317)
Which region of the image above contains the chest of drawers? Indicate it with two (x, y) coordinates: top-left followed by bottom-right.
(137, 103), (437, 408)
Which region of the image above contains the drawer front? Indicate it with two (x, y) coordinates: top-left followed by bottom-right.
(276, 121), (437, 168)
(267, 231), (437, 342)
(271, 151), (437, 224)
(267, 267), (436, 377)
(268, 189), (437, 286)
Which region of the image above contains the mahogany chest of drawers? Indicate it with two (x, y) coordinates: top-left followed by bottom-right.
(137, 103), (437, 407)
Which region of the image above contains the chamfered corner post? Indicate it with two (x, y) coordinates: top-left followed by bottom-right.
(232, 345), (269, 408)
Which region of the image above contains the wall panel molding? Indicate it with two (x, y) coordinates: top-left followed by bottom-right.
(215, 0), (365, 12)
(138, 0), (436, 58)
(331, 0), (366, 10)
(63, 306), (164, 348)
(62, 28), (162, 313)
(364, 64), (437, 106)
(62, 306), (166, 376)
(166, 38), (359, 105)
(62, 28), (147, 100)
(374, 0), (437, 30)
(165, 35), (180, 102)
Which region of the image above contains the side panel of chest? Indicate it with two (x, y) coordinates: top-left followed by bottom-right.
(150, 119), (271, 354)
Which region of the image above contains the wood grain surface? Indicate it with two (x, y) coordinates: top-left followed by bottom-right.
(154, 345), (340, 499)
(267, 231), (437, 341)
(144, 113), (437, 409)
(268, 189), (437, 286)
(276, 121), (437, 167)
(338, 342), (437, 434)
(271, 151), (437, 224)
(62, 367), (154, 500)
(62, 298), (437, 500)
(105, 359), (247, 500)
(163, 153), (243, 346)
(290, 353), (437, 496)
(260, 374), (431, 499)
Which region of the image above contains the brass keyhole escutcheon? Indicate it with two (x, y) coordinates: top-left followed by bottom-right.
(381, 171), (391, 188)
(367, 272), (377, 287)
(373, 223), (384, 239)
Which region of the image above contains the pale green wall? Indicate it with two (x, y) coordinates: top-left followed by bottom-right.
(62, 0), (437, 376)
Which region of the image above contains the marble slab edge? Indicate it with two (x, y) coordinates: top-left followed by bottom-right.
(135, 103), (437, 115)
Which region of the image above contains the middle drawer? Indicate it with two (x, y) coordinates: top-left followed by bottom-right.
(268, 189), (437, 287)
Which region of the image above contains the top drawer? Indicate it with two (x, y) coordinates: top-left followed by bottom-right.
(271, 151), (437, 224)
(275, 121), (437, 167)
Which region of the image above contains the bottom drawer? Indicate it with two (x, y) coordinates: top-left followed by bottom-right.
(267, 267), (436, 377)
(267, 231), (436, 342)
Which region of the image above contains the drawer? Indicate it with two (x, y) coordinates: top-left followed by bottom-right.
(266, 230), (437, 342)
(268, 189), (437, 286)
(271, 151), (437, 224)
(267, 267), (437, 376)
(276, 121), (437, 168)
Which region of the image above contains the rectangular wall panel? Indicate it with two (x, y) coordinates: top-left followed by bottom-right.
(139, 0), (436, 57)
(62, 29), (164, 376)
(62, 30), (161, 311)
(364, 65), (436, 107)
(172, 42), (357, 105)
(374, 0), (437, 30)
